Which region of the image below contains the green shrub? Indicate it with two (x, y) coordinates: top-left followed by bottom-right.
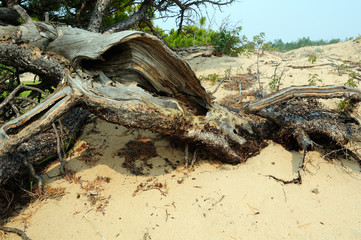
(270, 37), (342, 52)
(307, 52), (317, 64)
(308, 73), (322, 86)
(211, 26), (246, 56)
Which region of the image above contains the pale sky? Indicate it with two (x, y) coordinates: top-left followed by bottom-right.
(154, 0), (361, 42)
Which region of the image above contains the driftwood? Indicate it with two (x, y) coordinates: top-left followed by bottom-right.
(287, 63), (330, 69)
(0, 18), (361, 186)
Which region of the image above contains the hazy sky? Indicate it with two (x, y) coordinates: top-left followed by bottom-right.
(154, 0), (361, 42)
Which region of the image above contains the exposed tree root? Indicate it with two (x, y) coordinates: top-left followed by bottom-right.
(52, 122), (65, 175)
(0, 225), (32, 240)
(21, 154), (43, 195)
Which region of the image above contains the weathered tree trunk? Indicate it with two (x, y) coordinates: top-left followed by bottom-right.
(0, 20), (360, 185)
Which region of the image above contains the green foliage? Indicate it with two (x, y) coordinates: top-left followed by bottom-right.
(163, 24), (215, 48)
(161, 17), (214, 48)
(199, 68), (232, 85)
(307, 52), (318, 64)
(18, 17), (25, 24)
(269, 74), (281, 92)
(338, 99), (354, 112)
(211, 26), (249, 57)
(0, 64), (56, 123)
(333, 62), (359, 88)
(0, 64), (16, 99)
(199, 73), (220, 85)
(270, 37), (342, 52)
(199, 16), (206, 28)
(251, 32), (266, 48)
(307, 73), (322, 86)
(344, 77), (357, 88)
(247, 32), (274, 54)
(12, 0), (149, 30)
(36, 130), (79, 165)
(334, 63), (348, 75)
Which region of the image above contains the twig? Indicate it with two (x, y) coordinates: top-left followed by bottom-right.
(0, 186), (14, 211)
(287, 63), (331, 69)
(184, 143), (189, 167)
(11, 104), (20, 116)
(212, 76), (226, 94)
(0, 226), (32, 240)
(21, 154), (43, 194)
(271, 61), (288, 92)
(13, 97), (38, 105)
(190, 149), (198, 168)
(0, 84), (48, 111)
(21, 85), (49, 96)
(57, 120), (66, 156)
(267, 171), (302, 185)
(143, 229), (150, 240)
(212, 71), (231, 94)
(282, 188), (287, 203)
(301, 149), (307, 169)
(238, 79), (242, 96)
(52, 122), (65, 175)
(322, 147), (361, 168)
(165, 209), (169, 221)
(83, 208), (105, 239)
(142, 186), (167, 196)
(212, 195), (225, 207)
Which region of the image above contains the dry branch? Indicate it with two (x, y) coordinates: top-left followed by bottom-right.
(243, 85), (361, 113)
(0, 225), (32, 240)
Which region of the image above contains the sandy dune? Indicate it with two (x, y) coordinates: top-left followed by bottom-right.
(2, 40), (361, 240)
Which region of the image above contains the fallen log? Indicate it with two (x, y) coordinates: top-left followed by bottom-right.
(0, 17), (360, 186)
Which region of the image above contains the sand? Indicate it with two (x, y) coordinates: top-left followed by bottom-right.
(2, 40), (361, 240)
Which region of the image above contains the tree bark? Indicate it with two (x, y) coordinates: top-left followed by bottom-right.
(87, 0), (112, 33)
(106, 0), (154, 34)
(0, 21), (360, 185)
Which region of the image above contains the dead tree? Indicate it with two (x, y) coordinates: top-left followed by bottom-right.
(0, 7), (361, 186)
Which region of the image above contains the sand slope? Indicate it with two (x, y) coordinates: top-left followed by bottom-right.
(2, 40), (361, 240)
